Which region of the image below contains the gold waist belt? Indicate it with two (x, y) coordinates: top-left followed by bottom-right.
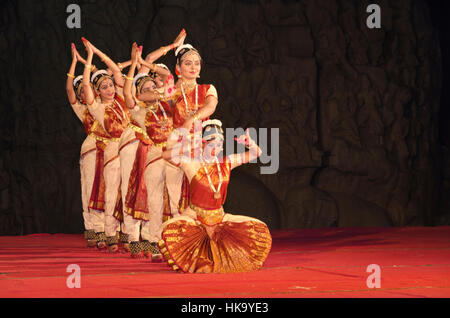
(153, 141), (167, 148)
(89, 133), (116, 143)
(189, 203), (224, 226)
(128, 123), (149, 139)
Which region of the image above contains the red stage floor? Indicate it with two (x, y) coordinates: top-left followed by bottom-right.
(0, 226), (449, 298)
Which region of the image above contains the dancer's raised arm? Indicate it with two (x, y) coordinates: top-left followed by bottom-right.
(123, 43), (140, 109)
(84, 38), (125, 88)
(66, 43), (79, 105)
(81, 40), (95, 106)
(142, 29), (186, 70)
(72, 45), (98, 74)
(74, 46), (137, 75)
(138, 54), (171, 83)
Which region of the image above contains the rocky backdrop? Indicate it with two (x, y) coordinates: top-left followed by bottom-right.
(0, 0), (448, 235)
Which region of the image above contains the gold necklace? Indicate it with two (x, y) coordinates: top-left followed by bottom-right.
(149, 101), (169, 131)
(181, 81), (198, 117)
(201, 157), (223, 200)
(182, 80), (197, 91)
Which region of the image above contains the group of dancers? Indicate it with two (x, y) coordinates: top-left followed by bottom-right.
(66, 29), (272, 273)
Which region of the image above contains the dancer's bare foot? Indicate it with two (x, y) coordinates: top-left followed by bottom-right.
(85, 230), (96, 247)
(150, 242), (163, 262)
(121, 242), (130, 253)
(96, 232), (107, 250)
(152, 254), (163, 262)
(119, 232), (129, 253)
(108, 244), (119, 253)
(97, 241), (107, 250)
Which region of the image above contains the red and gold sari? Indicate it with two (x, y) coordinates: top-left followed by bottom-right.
(171, 84), (218, 213)
(172, 84), (216, 129)
(79, 109), (110, 212)
(158, 157), (272, 273)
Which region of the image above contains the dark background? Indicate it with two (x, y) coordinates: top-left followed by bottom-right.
(0, 0), (449, 235)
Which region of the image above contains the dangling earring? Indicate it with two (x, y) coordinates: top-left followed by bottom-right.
(175, 67), (182, 79)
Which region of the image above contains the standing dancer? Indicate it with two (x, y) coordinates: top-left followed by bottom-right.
(120, 35), (184, 258)
(66, 44), (109, 248)
(167, 43), (219, 214)
(82, 39), (131, 252)
(173, 44), (218, 131)
(158, 120), (272, 273)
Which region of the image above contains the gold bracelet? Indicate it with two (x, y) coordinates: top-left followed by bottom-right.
(162, 46), (168, 56)
(67, 73), (75, 79)
(118, 63), (123, 71)
(124, 75), (133, 81)
(91, 65), (96, 72)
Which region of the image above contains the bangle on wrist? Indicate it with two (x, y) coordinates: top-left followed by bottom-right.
(162, 46), (168, 56)
(67, 73), (75, 79)
(124, 75), (133, 81)
(118, 63), (123, 71)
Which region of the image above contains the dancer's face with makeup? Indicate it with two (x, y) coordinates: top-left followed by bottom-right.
(178, 52), (201, 81)
(140, 80), (157, 95)
(203, 136), (224, 159)
(97, 78), (115, 102)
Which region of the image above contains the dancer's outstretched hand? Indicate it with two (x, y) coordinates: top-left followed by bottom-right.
(73, 44), (87, 65)
(71, 43), (77, 61)
(84, 39), (99, 55)
(235, 129), (255, 148)
(173, 29), (187, 48)
(81, 37), (93, 56)
(131, 42), (139, 63)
